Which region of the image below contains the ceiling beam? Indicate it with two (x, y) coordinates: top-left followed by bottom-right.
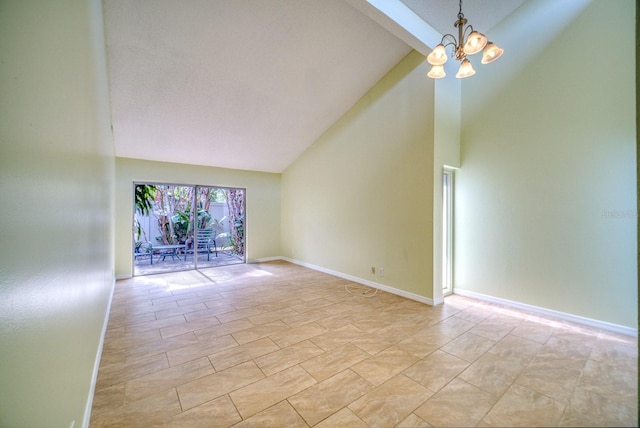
(344, 0), (441, 55)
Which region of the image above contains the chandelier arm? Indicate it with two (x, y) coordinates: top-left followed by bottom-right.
(462, 25), (474, 40)
(440, 34), (457, 48)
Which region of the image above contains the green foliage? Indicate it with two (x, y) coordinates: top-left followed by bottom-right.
(135, 184), (156, 216)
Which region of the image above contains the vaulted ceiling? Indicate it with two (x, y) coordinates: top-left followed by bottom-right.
(104, 0), (526, 173)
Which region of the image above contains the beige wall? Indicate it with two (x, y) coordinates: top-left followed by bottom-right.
(0, 1), (115, 427)
(282, 51), (436, 300)
(456, 0), (637, 328)
(432, 76), (462, 303)
(115, 158), (281, 277)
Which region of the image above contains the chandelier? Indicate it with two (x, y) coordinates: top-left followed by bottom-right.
(426, 0), (504, 79)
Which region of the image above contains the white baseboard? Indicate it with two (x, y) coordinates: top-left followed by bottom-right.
(247, 256), (282, 263)
(115, 274), (131, 280)
(454, 287), (638, 337)
(83, 277), (116, 428)
(280, 257), (436, 306)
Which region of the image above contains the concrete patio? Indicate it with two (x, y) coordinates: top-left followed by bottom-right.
(134, 249), (244, 276)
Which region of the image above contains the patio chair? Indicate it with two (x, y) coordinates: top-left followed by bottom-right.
(134, 241), (152, 261)
(193, 228), (218, 260)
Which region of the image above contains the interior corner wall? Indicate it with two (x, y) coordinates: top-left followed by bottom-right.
(432, 77), (462, 303)
(0, 1), (116, 427)
(281, 50), (435, 300)
(456, 0), (637, 328)
(115, 158), (281, 278)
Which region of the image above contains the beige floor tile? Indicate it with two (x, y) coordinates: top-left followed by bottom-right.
(309, 324), (366, 351)
(104, 328), (163, 351)
(159, 315), (223, 338)
(538, 335), (593, 361)
(288, 369), (372, 426)
(124, 314), (186, 334)
(215, 306), (266, 324)
(515, 357), (584, 404)
(121, 311), (156, 327)
(155, 302), (208, 320)
(166, 333), (237, 366)
(431, 316), (475, 338)
(313, 407), (368, 428)
(576, 359), (638, 407)
(590, 335), (638, 373)
(414, 378), (496, 427)
(126, 331), (199, 362)
(395, 330), (451, 358)
(231, 320), (289, 344)
(96, 348), (125, 370)
(92, 262), (638, 428)
(440, 331), (495, 362)
(558, 386), (638, 427)
(194, 318), (254, 341)
(403, 349), (469, 392)
(248, 307), (298, 325)
(209, 336), (280, 371)
(396, 413), (432, 427)
(301, 343), (370, 382)
(281, 308), (331, 326)
(96, 352), (169, 388)
(351, 346), (419, 386)
(254, 339), (324, 376)
(349, 374), (432, 427)
(483, 384), (565, 427)
(229, 365), (317, 419)
(232, 401), (309, 428)
(125, 356), (214, 401)
(469, 316), (517, 341)
(454, 305), (494, 323)
(459, 352), (526, 396)
(177, 361), (265, 411)
(159, 394), (241, 428)
(91, 382), (125, 417)
(90, 388), (182, 428)
(351, 329), (403, 354)
(510, 320), (554, 343)
(487, 333), (542, 364)
(270, 322), (328, 347)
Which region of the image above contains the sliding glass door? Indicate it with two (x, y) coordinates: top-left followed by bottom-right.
(133, 183), (245, 276)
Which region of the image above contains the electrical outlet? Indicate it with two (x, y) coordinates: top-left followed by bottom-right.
(371, 266), (376, 274)
(378, 267), (384, 276)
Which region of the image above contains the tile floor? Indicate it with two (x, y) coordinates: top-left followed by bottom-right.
(90, 261), (638, 427)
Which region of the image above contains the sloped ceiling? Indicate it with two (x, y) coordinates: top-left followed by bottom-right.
(104, 0), (524, 173)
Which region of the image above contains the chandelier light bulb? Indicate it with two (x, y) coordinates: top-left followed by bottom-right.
(463, 31), (487, 55)
(427, 44), (448, 65)
(456, 59), (475, 78)
(481, 42), (504, 64)
(427, 64), (446, 79)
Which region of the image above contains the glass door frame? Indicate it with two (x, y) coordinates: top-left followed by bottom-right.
(132, 181), (246, 276)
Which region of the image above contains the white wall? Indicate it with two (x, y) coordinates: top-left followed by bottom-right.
(0, 0), (115, 426)
(455, 0), (637, 328)
(282, 51), (436, 300)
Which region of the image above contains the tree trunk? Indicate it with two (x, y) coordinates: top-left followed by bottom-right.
(226, 189), (244, 255)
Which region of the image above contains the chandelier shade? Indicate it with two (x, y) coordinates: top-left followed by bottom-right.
(426, 0), (503, 79)
(481, 42), (504, 64)
(427, 64), (446, 79)
(455, 59), (475, 78)
(463, 31), (487, 55)
(427, 44), (448, 65)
